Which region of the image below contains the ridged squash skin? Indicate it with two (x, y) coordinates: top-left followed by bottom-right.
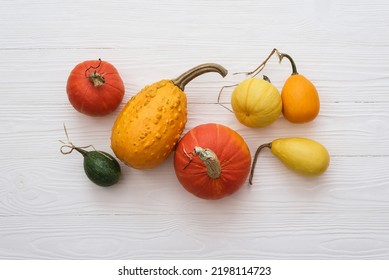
(271, 138), (329, 176)
(231, 77), (282, 128)
(111, 80), (187, 169)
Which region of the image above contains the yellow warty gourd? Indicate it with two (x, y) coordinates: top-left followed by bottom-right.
(111, 63), (228, 169)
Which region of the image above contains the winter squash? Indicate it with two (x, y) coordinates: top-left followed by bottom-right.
(111, 63), (228, 169)
(231, 75), (282, 128)
(174, 123), (251, 200)
(66, 59), (125, 116)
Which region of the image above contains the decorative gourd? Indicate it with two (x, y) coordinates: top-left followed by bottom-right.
(280, 53), (320, 123)
(249, 137), (330, 185)
(231, 75), (282, 128)
(66, 59), (125, 116)
(231, 48), (320, 123)
(174, 123), (251, 200)
(60, 125), (121, 187)
(77, 150), (121, 187)
(111, 64), (228, 169)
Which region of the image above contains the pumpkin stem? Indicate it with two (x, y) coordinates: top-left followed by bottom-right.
(263, 75), (271, 83)
(194, 146), (221, 179)
(172, 63), (228, 91)
(249, 142), (272, 185)
(278, 52), (299, 75)
(88, 72), (105, 87)
(85, 59), (105, 87)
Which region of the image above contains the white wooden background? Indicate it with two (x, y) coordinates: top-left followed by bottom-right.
(1, 0), (389, 259)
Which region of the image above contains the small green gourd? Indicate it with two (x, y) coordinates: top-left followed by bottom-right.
(60, 125), (121, 187)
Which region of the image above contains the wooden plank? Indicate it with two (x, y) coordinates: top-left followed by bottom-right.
(0, 102), (388, 158)
(0, 47), (389, 103)
(0, 213), (388, 259)
(0, 156), (388, 216)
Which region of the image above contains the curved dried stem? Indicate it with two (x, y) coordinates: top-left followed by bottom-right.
(234, 48), (283, 77)
(59, 124), (111, 160)
(278, 52), (298, 75)
(217, 84), (238, 113)
(59, 124), (90, 156)
(84, 58), (102, 77)
(249, 142), (272, 185)
(172, 63), (228, 91)
(233, 48), (298, 77)
(59, 142), (91, 156)
(84, 58), (105, 87)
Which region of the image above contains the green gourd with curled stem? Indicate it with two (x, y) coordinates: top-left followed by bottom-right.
(60, 125), (121, 187)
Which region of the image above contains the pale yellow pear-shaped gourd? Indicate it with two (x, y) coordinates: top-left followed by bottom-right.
(249, 137), (330, 184)
(231, 76), (282, 128)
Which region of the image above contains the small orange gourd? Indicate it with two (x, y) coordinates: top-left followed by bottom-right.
(280, 53), (320, 123)
(111, 63), (228, 169)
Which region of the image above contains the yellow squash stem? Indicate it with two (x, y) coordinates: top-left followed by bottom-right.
(249, 142), (272, 185)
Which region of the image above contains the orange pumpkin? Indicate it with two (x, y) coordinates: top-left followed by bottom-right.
(66, 59), (125, 116)
(174, 123), (251, 200)
(280, 53), (320, 123)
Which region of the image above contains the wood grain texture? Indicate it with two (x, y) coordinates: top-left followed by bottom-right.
(0, 0), (389, 259)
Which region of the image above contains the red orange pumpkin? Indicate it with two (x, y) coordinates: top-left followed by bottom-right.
(66, 59), (125, 116)
(174, 123), (251, 200)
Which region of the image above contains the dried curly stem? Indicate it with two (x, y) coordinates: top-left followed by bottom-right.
(249, 142), (272, 185)
(59, 124), (90, 156)
(85, 58), (105, 87)
(234, 48), (298, 77)
(217, 83), (238, 113)
(59, 124), (111, 160)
